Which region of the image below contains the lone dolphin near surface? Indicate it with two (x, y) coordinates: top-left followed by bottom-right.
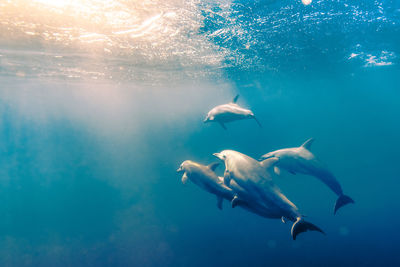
(260, 138), (354, 215)
(177, 160), (286, 218)
(203, 95), (261, 129)
(213, 150), (325, 240)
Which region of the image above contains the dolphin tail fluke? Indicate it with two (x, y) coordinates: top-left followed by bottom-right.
(334, 194), (354, 215)
(253, 116), (262, 128)
(291, 218), (325, 240)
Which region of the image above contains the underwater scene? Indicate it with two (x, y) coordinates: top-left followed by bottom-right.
(0, 0), (399, 266)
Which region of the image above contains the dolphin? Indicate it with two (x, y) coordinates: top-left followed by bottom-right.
(213, 150), (325, 240)
(177, 160), (233, 209)
(176, 160), (284, 219)
(203, 95), (262, 129)
(260, 138), (354, 214)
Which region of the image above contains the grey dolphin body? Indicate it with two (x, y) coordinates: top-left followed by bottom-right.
(213, 150), (325, 240)
(176, 160), (283, 218)
(260, 138), (354, 214)
(177, 160), (233, 209)
(203, 95), (261, 129)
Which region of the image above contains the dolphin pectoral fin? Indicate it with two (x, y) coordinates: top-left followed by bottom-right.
(274, 166), (281, 176)
(232, 94), (240, 103)
(334, 194), (355, 215)
(181, 173), (188, 185)
(291, 218), (325, 240)
(223, 170), (231, 186)
(301, 138), (315, 150)
(208, 162), (220, 172)
(219, 122), (227, 130)
(253, 116), (262, 128)
(217, 196), (223, 210)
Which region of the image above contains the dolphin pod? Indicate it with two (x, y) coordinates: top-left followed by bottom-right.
(177, 153), (325, 240)
(177, 160), (289, 219)
(177, 94), (354, 240)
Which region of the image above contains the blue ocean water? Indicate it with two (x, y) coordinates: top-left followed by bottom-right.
(0, 0), (399, 266)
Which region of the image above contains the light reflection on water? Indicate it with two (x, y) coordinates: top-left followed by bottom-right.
(0, 0), (230, 81)
(0, 0), (397, 81)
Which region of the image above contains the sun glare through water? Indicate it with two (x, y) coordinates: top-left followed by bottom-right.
(34, 0), (76, 8)
(0, 0), (228, 81)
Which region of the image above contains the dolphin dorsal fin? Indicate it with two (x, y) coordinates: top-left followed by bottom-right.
(301, 138), (315, 150)
(208, 162), (220, 172)
(232, 94), (239, 103)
